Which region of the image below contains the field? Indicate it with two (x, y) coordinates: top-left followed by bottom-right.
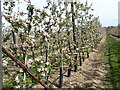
(2, 0), (120, 89)
(104, 34), (120, 88)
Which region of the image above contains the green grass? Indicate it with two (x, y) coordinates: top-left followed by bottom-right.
(105, 34), (120, 89)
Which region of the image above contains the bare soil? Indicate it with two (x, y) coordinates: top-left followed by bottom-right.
(62, 36), (109, 88)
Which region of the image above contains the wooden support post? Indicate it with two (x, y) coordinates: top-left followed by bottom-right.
(67, 62), (72, 77)
(45, 47), (48, 86)
(59, 40), (63, 88)
(59, 67), (63, 88)
(82, 52), (85, 61)
(87, 52), (89, 58)
(79, 53), (82, 66)
(74, 54), (77, 72)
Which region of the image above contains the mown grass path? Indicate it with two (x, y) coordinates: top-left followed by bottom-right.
(105, 34), (120, 88)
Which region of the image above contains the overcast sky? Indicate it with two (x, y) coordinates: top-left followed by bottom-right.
(27, 0), (120, 26)
(2, 0), (120, 27)
(88, 0), (119, 27)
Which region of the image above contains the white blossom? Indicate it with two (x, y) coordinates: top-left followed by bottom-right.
(37, 68), (41, 72)
(76, 48), (79, 50)
(10, 18), (14, 22)
(45, 62), (49, 65)
(35, 58), (40, 62)
(43, 32), (50, 37)
(44, 68), (47, 71)
(27, 63), (31, 68)
(35, 20), (38, 24)
(86, 45), (89, 48)
(3, 60), (8, 66)
(42, 73), (45, 76)
(29, 35), (34, 38)
(15, 76), (20, 83)
(41, 61), (43, 63)
(31, 39), (35, 42)
(15, 85), (20, 88)
(28, 59), (33, 63)
(41, 67), (44, 71)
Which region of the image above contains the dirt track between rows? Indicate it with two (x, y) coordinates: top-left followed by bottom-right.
(33, 33), (110, 88)
(62, 35), (109, 88)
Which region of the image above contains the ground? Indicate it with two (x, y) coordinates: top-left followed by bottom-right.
(62, 35), (109, 88)
(33, 33), (111, 88)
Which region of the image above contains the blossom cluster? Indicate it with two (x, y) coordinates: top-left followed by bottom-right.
(3, 60), (8, 66)
(27, 59), (33, 67)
